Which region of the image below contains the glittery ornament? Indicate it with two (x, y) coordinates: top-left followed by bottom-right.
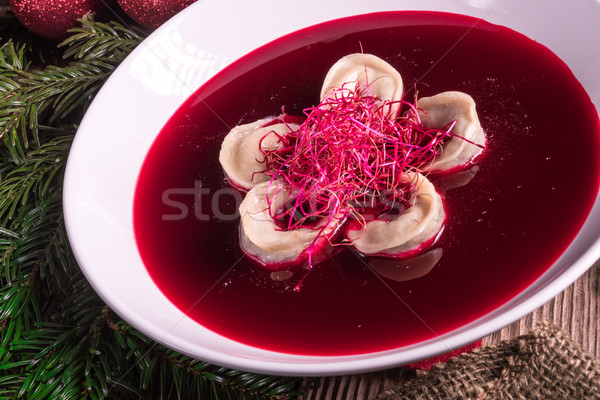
(118, 0), (196, 28)
(9, 0), (116, 40)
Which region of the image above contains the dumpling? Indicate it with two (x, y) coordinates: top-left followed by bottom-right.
(418, 91), (486, 173)
(320, 53), (403, 116)
(219, 117), (299, 190)
(239, 181), (339, 266)
(346, 172), (445, 257)
(368, 248), (443, 281)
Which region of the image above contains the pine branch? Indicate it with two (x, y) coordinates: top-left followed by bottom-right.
(59, 19), (148, 61)
(124, 337), (304, 400)
(1, 274), (142, 400)
(0, 136), (72, 307)
(0, 17), (307, 400)
(0, 16), (145, 154)
(0, 136), (73, 399)
(2, 273), (304, 400)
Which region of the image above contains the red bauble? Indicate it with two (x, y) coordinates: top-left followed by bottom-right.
(118, 0), (196, 28)
(9, 0), (116, 40)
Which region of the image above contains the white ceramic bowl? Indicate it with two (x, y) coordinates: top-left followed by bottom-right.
(63, 0), (600, 376)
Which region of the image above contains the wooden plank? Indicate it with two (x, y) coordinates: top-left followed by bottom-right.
(302, 260), (599, 399)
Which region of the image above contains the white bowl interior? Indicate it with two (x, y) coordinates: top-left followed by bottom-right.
(63, 0), (600, 375)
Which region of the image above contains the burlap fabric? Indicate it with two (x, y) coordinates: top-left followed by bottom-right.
(1, 3), (598, 398)
(379, 322), (600, 400)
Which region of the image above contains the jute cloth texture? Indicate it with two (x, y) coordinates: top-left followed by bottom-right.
(379, 321), (600, 400)
(1, 2), (598, 398)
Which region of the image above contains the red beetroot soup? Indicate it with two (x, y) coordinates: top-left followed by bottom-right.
(133, 11), (600, 356)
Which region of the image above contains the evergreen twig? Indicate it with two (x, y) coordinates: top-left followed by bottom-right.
(0, 16), (306, 400)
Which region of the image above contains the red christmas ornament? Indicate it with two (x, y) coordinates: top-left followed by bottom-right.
(9, 0), (116, 40)
(118, 0), (196, 28)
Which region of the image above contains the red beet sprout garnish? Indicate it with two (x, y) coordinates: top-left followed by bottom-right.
(259, 83), (454, 275)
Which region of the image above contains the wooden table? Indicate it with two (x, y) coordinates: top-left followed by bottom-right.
(300, 260), (599, 399)
(2, 4), (597, 399)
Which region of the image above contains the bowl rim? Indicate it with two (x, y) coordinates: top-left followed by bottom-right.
(63, 0), (600, 376)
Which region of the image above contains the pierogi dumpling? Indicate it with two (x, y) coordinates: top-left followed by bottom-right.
(320, 53), (403, 116)
(219, 117), (299, 190)
(221, 55), (487, 267)
(346, 172), (445, 256)
(239, 181), (338, 266)
(417, 91), (486, 173)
